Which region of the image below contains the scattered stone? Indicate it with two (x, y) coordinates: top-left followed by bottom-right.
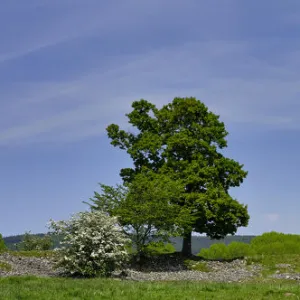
(271, 273), (300, 281)
(0, 252), (299, 282)
(0, 252), (63, 277)
(275, 264), (292, 269)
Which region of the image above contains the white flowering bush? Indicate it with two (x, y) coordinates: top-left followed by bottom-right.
(48, 211), (130, 277)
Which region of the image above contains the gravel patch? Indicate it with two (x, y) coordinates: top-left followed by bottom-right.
(114, 258), (264, 282)
(0, 252), (62, 277)
(120, 269), (255, 282)
(0, 252), (298, 282)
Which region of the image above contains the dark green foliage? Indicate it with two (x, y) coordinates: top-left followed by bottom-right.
(0, 233), (7, 252)
(106, 97), (249, 255)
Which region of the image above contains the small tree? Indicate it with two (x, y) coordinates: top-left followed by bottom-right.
(17, 232), (53, 251)
(48, 211), (130, 277)
(87, 170), (193, 256)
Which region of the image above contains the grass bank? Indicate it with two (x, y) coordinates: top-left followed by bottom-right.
(0, 276), (299, 300)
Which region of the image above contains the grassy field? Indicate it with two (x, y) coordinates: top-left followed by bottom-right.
(1, 232), (300, 299)
(0, 276), (299, 300)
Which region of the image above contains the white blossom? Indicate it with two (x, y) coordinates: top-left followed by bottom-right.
(48, 211), (130, 276)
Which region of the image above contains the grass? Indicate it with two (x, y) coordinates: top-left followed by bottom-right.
(6, 250), (57, 259)
(197, 232), (300, 278)
(0, 261), (12, 271)
(184, 259), (211, 272)
(0, 276), (299, 300)
(247, 254), (300, 277)
(1, 232), (300, 299)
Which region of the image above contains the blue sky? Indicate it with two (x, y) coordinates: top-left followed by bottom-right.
(1, 0), (299, 237)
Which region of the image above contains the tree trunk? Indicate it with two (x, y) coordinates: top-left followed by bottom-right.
(181, 231), (192, 256)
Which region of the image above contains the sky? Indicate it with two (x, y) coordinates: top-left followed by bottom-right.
(0, 0), (300, 237)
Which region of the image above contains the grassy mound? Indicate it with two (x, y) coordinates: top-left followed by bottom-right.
(196, 232), (300, 277)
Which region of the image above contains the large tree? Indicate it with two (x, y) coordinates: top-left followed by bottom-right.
(107, 97), (249, 256)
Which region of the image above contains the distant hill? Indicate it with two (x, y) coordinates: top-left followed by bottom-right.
(3, 233), (255, 254)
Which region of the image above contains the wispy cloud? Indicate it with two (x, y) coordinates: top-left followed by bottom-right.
(0, 1), (127, 63)
(1, 40), (300, 146)
(0, 1), (299, 146)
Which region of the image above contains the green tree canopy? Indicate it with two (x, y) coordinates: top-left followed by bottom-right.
(87, 171), (192, 255)
(107, 97), (249, 255)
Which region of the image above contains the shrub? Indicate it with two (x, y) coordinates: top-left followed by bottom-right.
(0, 234), (7, 252)
(124, 243), (136, 255)
(198, 243), (229, 260)
(250, 232), (300, 255)
(184, 260), (211, 272)
(227, 242), (254, 259)
(198, 241), (254, 261)
(143, 241), (176, 255)
(0, 261), (12, 271)
(17, 232), (53, 251)
(49, 211), (130, 277)
(197, 232), (300, 264)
